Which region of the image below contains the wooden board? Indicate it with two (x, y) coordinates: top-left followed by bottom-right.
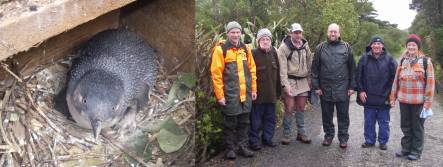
(7, 10), (120, 78)
(120, 0), (195, 73)
(0, 0), (135, 61)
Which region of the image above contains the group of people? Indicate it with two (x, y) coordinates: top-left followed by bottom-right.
(210, 21), (435, 161)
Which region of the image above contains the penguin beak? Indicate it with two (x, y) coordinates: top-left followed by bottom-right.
(91, 119), (102, 140)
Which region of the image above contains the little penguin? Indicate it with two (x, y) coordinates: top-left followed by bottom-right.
(66, 29), (158, 140)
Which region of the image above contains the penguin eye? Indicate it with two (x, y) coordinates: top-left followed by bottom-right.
(83, 99), (87, 103)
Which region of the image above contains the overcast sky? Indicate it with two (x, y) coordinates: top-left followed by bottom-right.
(371, 0), (417, 30)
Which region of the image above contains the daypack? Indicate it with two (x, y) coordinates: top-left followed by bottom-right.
(212, 40), (250, 59)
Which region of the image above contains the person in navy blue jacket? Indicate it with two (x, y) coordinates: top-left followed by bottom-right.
(355, 36), (397, 150)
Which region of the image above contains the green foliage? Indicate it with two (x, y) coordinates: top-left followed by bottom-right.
(410, 0), (443, 73)
(195, 90), (223, 162)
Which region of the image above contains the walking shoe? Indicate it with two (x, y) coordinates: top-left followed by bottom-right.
(379, 144), (387, 150)
(249, 144), (261, 151)
(296, 134), (312, 144)
(395, 150), (409, 157)
(225, 150), (236, 160)
(339, 142), (347, 149)
(361, 143), (375, 148)
(322, 138), (332, 146)
(407, 154), (420, 161)
(238, 145), (254, 157)
(263, 141), (277, 147)
(281, 137), (291, 145)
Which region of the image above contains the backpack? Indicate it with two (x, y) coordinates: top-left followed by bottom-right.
(212, 40), (250, 59)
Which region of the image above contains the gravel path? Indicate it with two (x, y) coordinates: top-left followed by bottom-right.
(207, 93), (443, 167)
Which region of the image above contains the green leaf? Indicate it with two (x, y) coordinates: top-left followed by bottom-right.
(124, 130), (152, 165)
(141, 117), (170, 133)
(177, 72), (197, 89)
(157, 117), (188, 153)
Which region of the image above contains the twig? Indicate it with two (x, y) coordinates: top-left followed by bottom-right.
(102, 133), (151, 167)
(160, 97), (195, 113)
(150, 92), (166, 104)
(178, 114), (192, 126)
(167, 52), (193, 76)
(0, 153), (6, 166)
(0, 89), (16, 153)
(25, 138), (35, 167)
(0, 145), (12, 152)
(1, 63), (23, 83)
(7, 127), (23, 155)
(48, 137), (59, 166)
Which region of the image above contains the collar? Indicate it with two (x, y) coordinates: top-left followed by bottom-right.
(225, 40), (245, 50)
(327, 37), (341, 45)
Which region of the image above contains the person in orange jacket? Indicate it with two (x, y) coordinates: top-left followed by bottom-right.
(210, 21), (257, 160)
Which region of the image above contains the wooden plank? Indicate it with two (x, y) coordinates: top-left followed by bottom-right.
(120, 0), (195, 73)
(0, 0), (135, 61)
(10, 10), (120, 78)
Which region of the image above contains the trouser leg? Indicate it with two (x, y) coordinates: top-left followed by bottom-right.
(249, 104), (263, 146)
(262, 103), (276, 143)
(377, 108), (390, 145)
(336, 100), (350, 143)
(222, 114), (237, 150)
(364, 107), (377, 144)
(399, 103), (413, 153)
(237, 113), (250, 147)
(321, 100), (335, 139)
(410, 104), (425, 156)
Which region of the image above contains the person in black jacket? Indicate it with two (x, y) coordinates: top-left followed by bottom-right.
(248, 28), (280, 150)
(356, 36), (397, 150)
(311, 23), (356, 148)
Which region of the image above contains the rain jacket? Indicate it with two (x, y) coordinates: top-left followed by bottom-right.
(311, 39), (356, 102)
(210, 40), (257, 115)
(355, 47), (397, 109)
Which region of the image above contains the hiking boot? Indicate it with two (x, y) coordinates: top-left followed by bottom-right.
(238, 145), (254, 158)
(361, 143), (375, 148)
(249, 144), (261, 151)
(322, 138), (332, 146)
(263, 141), (277, 147)
(407, 154), (420, 161)
(225, 150), (236, 160)
(296, 134), (312, 144)
(395, 150), (409, 157)
(339, 142), (347, 149)
(281, 137), (291, 145)
(379, 144), (387, 150)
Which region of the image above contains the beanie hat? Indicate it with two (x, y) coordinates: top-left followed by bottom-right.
(256, 28), (272, 42)
(370, 36), (384, 45)
(406, 34), (421, 49)
(226, 21), (242, 33)
(366, 35), (385, 52)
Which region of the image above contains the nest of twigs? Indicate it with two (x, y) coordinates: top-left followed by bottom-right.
(0, 57), (195, 167)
